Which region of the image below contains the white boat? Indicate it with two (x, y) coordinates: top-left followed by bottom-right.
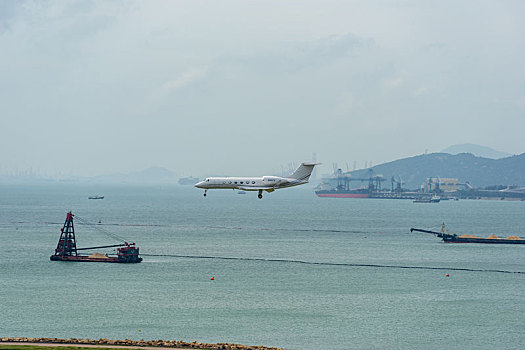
(413, 194), (440, 203)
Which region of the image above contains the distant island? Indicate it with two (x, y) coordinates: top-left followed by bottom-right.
(0, 166), (180, 184)
(315, 150), (525, 201)
(343, 152), (525, 189)
(441, 143), (512, 159)
(1, 144), (522, 190)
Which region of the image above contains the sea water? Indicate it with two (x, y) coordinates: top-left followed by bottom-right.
(1, 184), (524, 349)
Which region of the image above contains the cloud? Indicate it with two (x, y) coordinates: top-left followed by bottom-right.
(1, 0), (525, 176)
(223, 32), (374, 75)
(412, 87), (429, 96)
(162, 68), (207, 92)
(333, 91), (357, 117)
(0, 0), (18, 32)
(146, 67), (208, 108)
(517, 96), (525, 110)
(382, 76), (404, 88)
(308, 33), (374, 59)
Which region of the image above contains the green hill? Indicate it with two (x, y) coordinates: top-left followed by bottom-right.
(346, 153), (525, 189)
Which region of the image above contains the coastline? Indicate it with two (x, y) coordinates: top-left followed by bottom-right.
(0, 338), (284, 350)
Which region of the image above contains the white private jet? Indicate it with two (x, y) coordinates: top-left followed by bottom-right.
(195, 162), (320, 199)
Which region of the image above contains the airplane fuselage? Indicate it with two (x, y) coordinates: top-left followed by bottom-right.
(194, 162), (319, 198)
(195, 176), (306, 191)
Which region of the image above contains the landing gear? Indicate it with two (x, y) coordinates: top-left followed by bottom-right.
(204, 190), (207, 197)
(258, 190), (263, 199)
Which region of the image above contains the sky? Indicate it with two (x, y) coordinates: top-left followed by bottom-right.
(1, 0), (524, 177)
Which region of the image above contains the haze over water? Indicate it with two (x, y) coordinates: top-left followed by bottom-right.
(2, 1), (525, 177)
(1, 184), (524, 349)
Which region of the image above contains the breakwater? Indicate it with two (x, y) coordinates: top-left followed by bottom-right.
(0, 337), (283, 350)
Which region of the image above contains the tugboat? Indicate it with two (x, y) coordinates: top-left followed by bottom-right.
(50, 211), (142, 263)
(413, 194), (440, 203)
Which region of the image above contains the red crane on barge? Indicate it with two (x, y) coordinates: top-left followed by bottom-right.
(50, 211), (142, 263)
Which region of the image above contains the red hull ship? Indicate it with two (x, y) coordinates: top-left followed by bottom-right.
(315, 190), (369, 198)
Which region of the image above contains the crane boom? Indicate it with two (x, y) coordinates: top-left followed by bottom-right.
(76, 243), (127, 251)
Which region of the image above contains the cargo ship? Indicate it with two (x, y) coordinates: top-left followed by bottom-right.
(315, 185), (370, 198)
(410, 224), (525, 244)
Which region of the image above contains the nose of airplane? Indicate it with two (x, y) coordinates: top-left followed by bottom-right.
(195, 181), (205, 188)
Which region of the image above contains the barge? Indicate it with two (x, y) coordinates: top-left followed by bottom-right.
(441, 233), (525, 244)
(410, 224), (525, 244)
(50, 211), (142, 263)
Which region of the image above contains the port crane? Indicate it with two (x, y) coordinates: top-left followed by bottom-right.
(391, 176), (405, 192)
(329, 168), (386, 192)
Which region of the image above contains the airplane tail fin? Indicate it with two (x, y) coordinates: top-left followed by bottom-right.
(288, 162), (320, 182)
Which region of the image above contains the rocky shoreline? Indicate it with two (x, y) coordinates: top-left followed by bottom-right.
(0, 337), (284, 350)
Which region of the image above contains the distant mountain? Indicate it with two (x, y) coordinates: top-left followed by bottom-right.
(343, 153), (525, 189)
(86, 167), (178, 183)
(441, 143), (511, 159)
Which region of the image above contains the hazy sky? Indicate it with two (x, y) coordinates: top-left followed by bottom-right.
(1, 0), (524, 177)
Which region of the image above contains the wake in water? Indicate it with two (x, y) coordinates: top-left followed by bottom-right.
(141, 253), (524, 275)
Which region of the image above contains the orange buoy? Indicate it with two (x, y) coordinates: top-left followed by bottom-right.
(446, 274), (449, 277)
(210, 277), (215, 280)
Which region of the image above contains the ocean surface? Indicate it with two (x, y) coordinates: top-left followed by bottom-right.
(1, 183), (524, 349)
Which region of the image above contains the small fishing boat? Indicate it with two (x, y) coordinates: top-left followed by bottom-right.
(88, 195), (104, 200)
